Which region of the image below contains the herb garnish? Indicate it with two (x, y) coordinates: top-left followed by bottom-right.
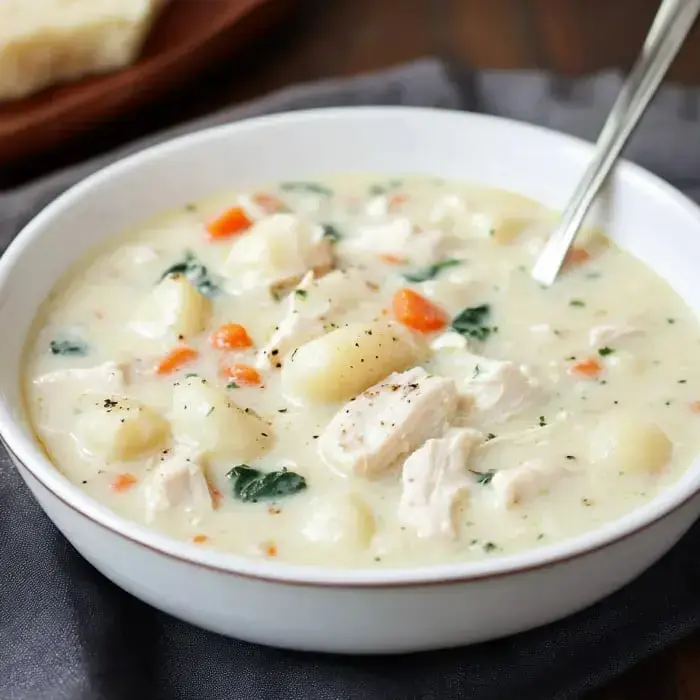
(321, 223), (341, 241)
(569, 299), (586, 307)
(368, 179), (403, 196)
(226, 382), (239, 390)
(598, 346), (615, 357)
(482, 542), (498, 553)
(280, 182), (333, 197)
(403, 259), (462, 283)
(469, 469), (495, 485)
(226, 465), (307, 502)
(49, 338), (88, 356)
(160, 251), (220, 297)
(452, 304), (493, 342)
(294, 289), (308, 299)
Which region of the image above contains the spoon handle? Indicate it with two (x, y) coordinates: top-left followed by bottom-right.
(531, 0), (700, 287)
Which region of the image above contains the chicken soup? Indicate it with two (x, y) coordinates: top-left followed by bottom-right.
(23, 174), (700, 568)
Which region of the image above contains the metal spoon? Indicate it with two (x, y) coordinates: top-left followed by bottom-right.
(531, 0), (700, 287)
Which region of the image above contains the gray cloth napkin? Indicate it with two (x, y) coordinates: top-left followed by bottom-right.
(3, 58), (700, 700)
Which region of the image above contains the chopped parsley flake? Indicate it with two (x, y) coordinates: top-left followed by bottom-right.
(598, 346), (615, 357)
(569, 299), (586, 307)
(226, 382), (239, 390)
(294, 289), (308, 299)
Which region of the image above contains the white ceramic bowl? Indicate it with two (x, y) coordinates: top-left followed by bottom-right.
(3, 107), (700, 654)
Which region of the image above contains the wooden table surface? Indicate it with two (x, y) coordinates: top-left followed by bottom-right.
(3, 1), (700, 696)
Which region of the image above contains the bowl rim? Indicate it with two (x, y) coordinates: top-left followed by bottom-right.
(3, 105), (700, 588)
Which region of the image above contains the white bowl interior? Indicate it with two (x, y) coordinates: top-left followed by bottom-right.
(2, 106), (700, 584)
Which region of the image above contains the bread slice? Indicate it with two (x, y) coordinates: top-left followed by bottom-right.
(0, 0), (166, 102)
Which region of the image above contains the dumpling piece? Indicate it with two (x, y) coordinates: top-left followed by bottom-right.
(589, 411), (672, 475)
(281, 320), (426, 404)
(302, 494), (376, 549)
(130, 274), (211, 340)
(74, 396), (169, 461)
(318, 366), (458, 478)
(170, 376), (271, 460)
(398, 427), (482, 539)
(257, 269), (369, 368)
(144, 445), (213, 524)
(221, 214), (334, 293)
(491, 458), (570, 509)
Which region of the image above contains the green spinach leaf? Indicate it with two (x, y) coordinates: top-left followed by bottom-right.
(368, 179), (403, 196)
(452, 304), (494, 342)
(469, 469), (495, 486)
(160, 251), (220, 298)
(226, 465), (307, 502)
(280, 182), (333, 197)
(50, 338), (88, 356)
(321, 223), (341, 241)
(403, 259), (462, 283)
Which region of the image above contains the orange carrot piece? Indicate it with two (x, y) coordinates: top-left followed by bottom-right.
(690, 401), (700, 413)
(392, 288), (448, 333)
(563, 247), (591, 268)
(206, 206), (252, 240)
(210, 323), (253, 350)
(263, 541), (278, 557)
(380, 254), (406, 265)
(111, 473), (137, 493)
(192, 534), (209, 544)
(223, 363), (262, 386)
(388, 193), (407, 208)
(155, 346), (199, 375)
(569, 358), (603, 378)
(252, 192), (286, 213)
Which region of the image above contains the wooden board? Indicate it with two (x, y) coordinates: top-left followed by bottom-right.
(0, 0), (294, 164)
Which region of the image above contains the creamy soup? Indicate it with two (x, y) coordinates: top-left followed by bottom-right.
(24, 174), (700, 568)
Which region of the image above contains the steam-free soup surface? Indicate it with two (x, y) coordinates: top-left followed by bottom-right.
(25, 174), (700, 568)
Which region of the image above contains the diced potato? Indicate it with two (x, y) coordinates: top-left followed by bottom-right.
(589, 411), (672, 475)
(75, 396), (169, 461)
(130, 274), (211, 340)
(170, 377), (271, 459)
(488, 216), (529, 245)
(222, 214), (334, 292)
(281, 320), (426, 403)
(301, 494), (375, 548)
